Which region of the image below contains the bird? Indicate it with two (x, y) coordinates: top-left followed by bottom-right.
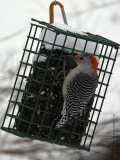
(55, 52), (99, 129)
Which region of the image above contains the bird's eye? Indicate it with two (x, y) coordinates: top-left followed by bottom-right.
(80, 57), (84, 60)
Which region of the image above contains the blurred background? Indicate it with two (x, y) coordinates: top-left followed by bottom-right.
(0, 0), (120, 159)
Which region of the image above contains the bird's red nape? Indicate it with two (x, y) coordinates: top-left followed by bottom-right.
(90, 54), (98, 74)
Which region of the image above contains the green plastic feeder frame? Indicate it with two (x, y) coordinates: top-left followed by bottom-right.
(1, 18), (120, 151)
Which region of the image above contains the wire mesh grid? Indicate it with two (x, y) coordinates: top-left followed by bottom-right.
(1, 19), (120, 151)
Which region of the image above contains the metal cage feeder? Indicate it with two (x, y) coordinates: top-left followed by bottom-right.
(1, 1), (120, 152)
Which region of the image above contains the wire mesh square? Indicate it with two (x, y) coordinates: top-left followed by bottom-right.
(1, 19), (120, 151)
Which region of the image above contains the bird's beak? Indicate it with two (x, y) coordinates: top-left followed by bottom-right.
(74, 54), (81, 60)
(65, 53), (79, 60)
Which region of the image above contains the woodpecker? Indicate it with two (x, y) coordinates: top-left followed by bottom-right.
(56, 53), (98, 128)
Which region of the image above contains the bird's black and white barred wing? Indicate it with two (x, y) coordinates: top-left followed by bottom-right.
(66, 73), (98, 117)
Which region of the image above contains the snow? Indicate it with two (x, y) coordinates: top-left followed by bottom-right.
(53, 22), (87, 36)
(33, 54), (47, 62)
(33, 22), (100, 63)
(40, 24), (99, 55)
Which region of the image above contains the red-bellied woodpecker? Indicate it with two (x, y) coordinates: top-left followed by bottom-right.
(56, 53), (99, 128)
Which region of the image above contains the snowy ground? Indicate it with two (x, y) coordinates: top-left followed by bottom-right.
(0, 0), (120, 160)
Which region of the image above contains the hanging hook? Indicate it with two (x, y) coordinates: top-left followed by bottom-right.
(54, 0), (57, 5)
(49, 1), (68, 25)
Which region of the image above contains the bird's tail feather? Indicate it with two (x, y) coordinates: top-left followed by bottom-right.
(56, 102), (67, 128)
(56, 114), (67, 128)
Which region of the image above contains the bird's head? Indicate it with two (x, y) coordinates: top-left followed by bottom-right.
(73, 53), (99, 75)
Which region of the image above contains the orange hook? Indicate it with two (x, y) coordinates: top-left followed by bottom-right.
(49, 1), (68, 24)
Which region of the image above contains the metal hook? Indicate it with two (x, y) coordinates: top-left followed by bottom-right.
(49, 1), (68, 25)
(54, 0), (57, 5)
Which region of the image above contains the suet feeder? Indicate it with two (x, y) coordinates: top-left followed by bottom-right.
(1, 1), (120, 151)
